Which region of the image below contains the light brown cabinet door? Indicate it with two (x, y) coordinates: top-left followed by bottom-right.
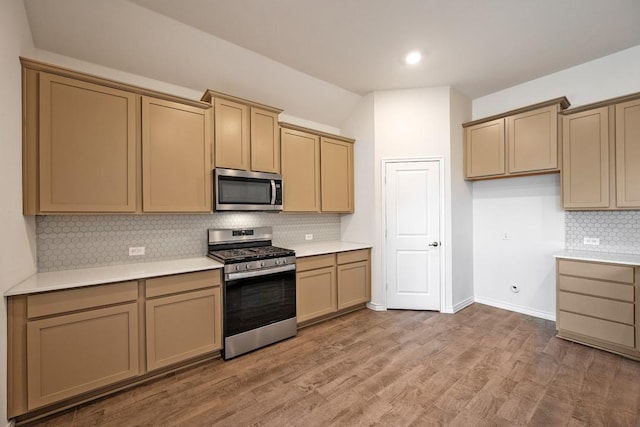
(142, 97), (212, 212)
(281, 128), (320, 212)
(320, 137), (354, 213)
(465, 118), (505, 178)
(214, 98), (249, 170)
(615, 99), (640, 208)
(337, 260), (370, 310)
(562, 107), (610, 209)
(26, 303), (139, 409)
(251, 108), (280, 173)
(296, 267), (337, 323)
(38, 72), (137, 212)
(146, 287), (221, 371)
(507, 105), (558, 173)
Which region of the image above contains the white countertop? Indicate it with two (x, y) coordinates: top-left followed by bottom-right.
(5, 257), (223, 296)
(286, 241), (372, 258)
(554, 250), (640, 266)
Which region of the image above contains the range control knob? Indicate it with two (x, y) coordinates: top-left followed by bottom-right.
(260, 261), (266, 267)
(235, 265), (241, 271)
(282, 259), (287, 264)
(275, 259), (280, 265)
(246, 263), (251, 270)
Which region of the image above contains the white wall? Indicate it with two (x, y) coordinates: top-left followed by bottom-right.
(471, 44), (640, 320)
(473, 175), (564, 319)
(0, 1), (36, 424)
(449, 89), (474, 310)
(372, 87), (457, 311)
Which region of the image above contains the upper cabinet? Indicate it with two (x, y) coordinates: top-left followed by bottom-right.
(35, 72), (138, 213)
(320, 137), (354, 213)
(21, 58), (213, 215)
(201, 90), (282, 173)
(463, 97), (570, 180)
(561, 95), (640, 210)
(141, 97), (211, 212)
(280, 123), (355, 213)
(280, 127), (321, 212)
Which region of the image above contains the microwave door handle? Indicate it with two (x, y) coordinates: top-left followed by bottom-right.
(270, 180), (276, 205)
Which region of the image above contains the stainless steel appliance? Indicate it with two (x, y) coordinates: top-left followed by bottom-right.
(207, 227), (296, 359)
(214, 168), (283, 211)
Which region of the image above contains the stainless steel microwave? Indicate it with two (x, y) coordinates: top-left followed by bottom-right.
(214, 168), (283, 211)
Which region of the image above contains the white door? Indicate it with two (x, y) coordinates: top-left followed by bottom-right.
(385, 160), (441, 310)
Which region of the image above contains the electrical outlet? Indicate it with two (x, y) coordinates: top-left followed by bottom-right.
(305, 234), (313, 241)
(129, 246), (145, 256)
(583, 237), (600, 246)
(502, 232), (510, 240)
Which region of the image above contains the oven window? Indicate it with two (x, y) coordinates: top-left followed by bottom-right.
(224, 270), (296, 337)
(218, 176), (272, 205)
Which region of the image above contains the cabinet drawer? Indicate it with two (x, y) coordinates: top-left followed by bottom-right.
(558, 275), (634, 302)
(558, 260), (634, 283)
(27, 281), (138, 319)
(146, 270), (221, 298)
(558, 291), (634, 325)
(337, 249), (369, 265)
(296, 254), (336, 272)
(558, 310), (635, 348)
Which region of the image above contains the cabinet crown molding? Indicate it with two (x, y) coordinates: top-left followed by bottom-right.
(20, 57), (211, 109)
(561, 91), (640, 115)
(200, 89), (282, 114)
(279, 122), (355, 144)
(462, 96), (570, 128)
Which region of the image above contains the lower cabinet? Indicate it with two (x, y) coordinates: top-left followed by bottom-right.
(7, 269), (222, 419)
(145, 271), (222, 371)
(296, 249), (371, 325)
(27, 301), (139, 410)
(556, 258), (639, 358)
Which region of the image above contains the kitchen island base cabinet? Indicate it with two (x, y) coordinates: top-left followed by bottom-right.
(296, 249), (371, 326)
(556, 258), (640, 360)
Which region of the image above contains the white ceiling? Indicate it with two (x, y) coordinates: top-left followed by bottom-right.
(23, 0), (640, 126)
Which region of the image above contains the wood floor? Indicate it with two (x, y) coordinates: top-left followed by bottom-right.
(26, 303), (640, 426)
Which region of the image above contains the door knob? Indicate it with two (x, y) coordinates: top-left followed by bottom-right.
(429, 241), (440, 247)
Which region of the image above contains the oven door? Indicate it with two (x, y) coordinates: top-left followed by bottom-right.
(224, 266), (296, 338)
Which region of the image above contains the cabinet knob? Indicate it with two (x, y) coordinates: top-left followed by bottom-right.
(428, 241), (440, 247)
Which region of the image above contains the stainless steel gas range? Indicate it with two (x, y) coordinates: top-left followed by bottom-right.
(207, 227), (296, 359)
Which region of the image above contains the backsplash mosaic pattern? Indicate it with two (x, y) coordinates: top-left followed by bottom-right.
(37, 213), (341, 271)
(566, 211), (640, 254)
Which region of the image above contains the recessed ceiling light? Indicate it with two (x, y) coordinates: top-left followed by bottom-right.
(405, 51), (422, 65)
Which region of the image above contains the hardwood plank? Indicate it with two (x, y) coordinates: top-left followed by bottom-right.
(22, 304), (640, 427)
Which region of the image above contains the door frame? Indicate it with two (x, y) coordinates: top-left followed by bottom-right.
(381, 156), (446, 311)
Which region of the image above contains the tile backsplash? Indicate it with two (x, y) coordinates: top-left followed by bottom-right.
(37, 213), (341, 271)
(566, 210), (640, 254)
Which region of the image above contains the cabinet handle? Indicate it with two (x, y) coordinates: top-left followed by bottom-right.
(428, 242), (440, 247)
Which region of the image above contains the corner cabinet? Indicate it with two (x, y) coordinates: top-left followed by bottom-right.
(22, 58), (213, 214)
(296, 249), (370, 326)
(7, 269), (223, 420)
(201, 90), (282, 173)
(561, 94), (640, 210)
(280, 123), (355, 213)
(556, 258), (639, 359)
(463, 97), (569, 180)
(141, 97), (212, 212)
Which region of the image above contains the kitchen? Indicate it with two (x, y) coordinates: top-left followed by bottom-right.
(3, 0), (640, 425)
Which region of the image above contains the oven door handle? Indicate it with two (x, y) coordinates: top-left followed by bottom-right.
(226, 264), (296, 281)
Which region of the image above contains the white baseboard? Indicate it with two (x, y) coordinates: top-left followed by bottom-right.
(474, 296), (556, 321)
(452, 296), (474, 313)
(366, 302), (386, 311)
